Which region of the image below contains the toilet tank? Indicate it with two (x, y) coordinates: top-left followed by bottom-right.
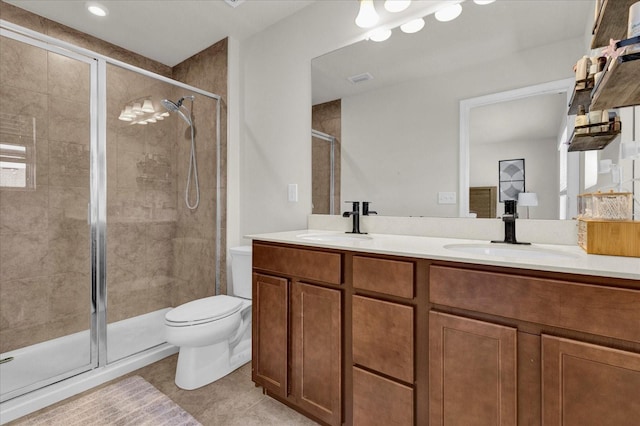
(230, 246), (252, 299)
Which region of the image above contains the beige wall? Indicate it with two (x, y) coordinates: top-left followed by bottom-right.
(0, 1), (227, 352)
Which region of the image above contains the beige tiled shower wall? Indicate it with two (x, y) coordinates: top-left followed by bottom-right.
(312, 100), (341, 215)
(173, 40), (228, 298)
(0, 1), (228, 352)
(0, 37), (92, 352)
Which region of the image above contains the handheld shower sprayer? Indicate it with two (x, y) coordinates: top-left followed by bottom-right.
(161, 95), (200, 210)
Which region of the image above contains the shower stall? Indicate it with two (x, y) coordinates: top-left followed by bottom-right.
(0, 20), (222, 420)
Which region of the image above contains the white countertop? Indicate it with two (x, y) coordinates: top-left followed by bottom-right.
(247, 230), (640, 281)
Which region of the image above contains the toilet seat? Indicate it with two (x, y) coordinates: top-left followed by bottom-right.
(165, 295), (243, 327)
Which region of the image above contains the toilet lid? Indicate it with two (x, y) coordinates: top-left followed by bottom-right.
(165, 295), (243, 326)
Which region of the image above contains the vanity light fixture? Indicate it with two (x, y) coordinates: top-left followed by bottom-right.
(369, 28), (392, 42)
(400, 17), (425, 34)
(86, 2), (108, 17)
(118, 98), (160, 124)
(355, 0), (379, 28)
(435, 3), (462, 22)
(384, 0), (411, 13)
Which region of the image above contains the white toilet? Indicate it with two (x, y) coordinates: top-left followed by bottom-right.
(165, 246), (252, 390)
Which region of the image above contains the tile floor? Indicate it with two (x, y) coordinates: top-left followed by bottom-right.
(10, 355), (318, 425)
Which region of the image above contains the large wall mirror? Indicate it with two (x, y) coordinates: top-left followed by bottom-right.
(312, 0), (596, 219)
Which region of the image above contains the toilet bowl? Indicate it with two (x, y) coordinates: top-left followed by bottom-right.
(164, 246), (252, 390)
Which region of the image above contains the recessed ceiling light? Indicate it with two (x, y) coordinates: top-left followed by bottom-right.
(473, 0), (496, 5)
(435, 3), (462, 22)
(86, 2), (108, 17)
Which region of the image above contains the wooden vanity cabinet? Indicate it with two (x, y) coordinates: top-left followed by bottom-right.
(429, 264), (640, 426)
(542, 335), (640, 426)
(252, 243), (343, 426)
(429, 312), (517, 426)
(351, 255), (417, 426)
(253, 241), (640, 425)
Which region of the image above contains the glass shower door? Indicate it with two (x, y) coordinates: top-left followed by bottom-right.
(0, 31), (96, 401)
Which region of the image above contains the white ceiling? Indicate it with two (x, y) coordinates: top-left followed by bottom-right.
(312, 0), (593, 105)
(4, 0), (317, 66)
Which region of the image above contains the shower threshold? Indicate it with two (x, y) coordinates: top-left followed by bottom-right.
(0, 308), (177, 424)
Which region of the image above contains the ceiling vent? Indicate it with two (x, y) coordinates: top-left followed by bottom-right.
(348, 72), (374, 84)
(224, 0), (246, 8)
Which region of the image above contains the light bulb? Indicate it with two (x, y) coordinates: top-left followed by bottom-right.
(384, 0), (411, 13)
(400, 18), (425, 33)
(132, 102), (144, 115)
(118, 110), (133, 122)
(369, 28), (392, 42)
(435, 3), (462, 22)
(86, 2), (108, 17)
(141, 99), (155, 113)
(123, 105), (136, 119)
(355, 0), (379, 28)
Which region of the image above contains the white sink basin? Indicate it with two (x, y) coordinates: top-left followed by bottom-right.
(296, 232), (373, 242)
(444, 243), (577, 259)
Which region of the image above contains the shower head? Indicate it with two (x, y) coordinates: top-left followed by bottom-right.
(161, 96), (194, 126)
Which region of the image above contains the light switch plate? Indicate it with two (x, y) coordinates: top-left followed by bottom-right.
(288, 184), (298, 202)
(438, 191), (457, 204)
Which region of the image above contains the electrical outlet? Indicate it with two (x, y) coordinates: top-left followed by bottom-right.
(288, 184), (298, 202)
(438, 191), (457, 204)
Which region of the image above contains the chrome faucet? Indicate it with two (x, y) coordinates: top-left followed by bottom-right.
(491, 200), (530, 245)
(343, 201), (365, 234)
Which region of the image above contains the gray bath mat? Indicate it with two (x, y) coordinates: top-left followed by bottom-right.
(14, 375), (201, 425)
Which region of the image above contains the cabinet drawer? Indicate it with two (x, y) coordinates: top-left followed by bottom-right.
(353, 255), (414, 298)
(430, 265), (640, 343)
(352, 295), (414, 382)
(353, 367), (413, 426)
(253, 242), (341, 284)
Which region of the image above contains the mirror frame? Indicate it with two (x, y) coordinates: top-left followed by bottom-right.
(458, 77), (575, 218)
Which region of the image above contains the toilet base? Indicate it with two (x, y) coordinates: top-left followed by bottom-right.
(174, 339), (251, 390)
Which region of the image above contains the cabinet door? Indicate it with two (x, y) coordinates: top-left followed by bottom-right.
(429, 311), (517, 426)
(291, 281), (342, 426)
(542, 335), (640, 426)
(253, 273), (288, 398)
(353, 367), (414, 426)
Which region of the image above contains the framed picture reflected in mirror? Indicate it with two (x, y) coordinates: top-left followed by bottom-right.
(498, 158), (525, 202)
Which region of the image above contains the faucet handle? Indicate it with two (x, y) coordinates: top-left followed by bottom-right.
(362, 201), (377, 216)
(344, 201), (360, 212)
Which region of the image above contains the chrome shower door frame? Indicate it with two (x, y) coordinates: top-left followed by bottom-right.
(0, 19), (223, 402)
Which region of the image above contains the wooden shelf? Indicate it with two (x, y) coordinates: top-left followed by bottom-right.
(591, 0), (637, 48)
(568, 123), (621, 152)
(568, 84), (592, 115)
(591, 49), (640, 110)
